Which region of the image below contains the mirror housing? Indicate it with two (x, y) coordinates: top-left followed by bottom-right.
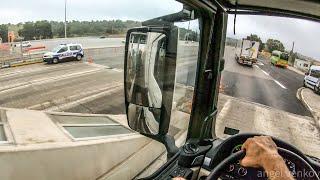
(124, 26), (178, 138)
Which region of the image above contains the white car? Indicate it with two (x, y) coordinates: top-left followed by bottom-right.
(304, 65), (320, 94)
(15, 41), (32, 48)
(43, 43), (84, 64)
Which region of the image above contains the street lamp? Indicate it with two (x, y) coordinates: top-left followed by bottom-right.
(64, 0), (67, 38)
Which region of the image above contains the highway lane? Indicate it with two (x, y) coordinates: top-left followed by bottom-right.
(0, 62), (123, 109)
(221, 46), (311, 117)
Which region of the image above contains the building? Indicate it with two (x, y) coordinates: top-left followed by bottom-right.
(294, 58), (312, 72)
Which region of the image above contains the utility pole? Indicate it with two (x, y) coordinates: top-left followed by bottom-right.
(289, 41), (295, 65)
(64, 0), (67, 38)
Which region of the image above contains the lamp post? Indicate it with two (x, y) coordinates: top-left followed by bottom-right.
(64, 0), (67, 38)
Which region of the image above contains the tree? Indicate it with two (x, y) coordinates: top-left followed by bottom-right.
(246, 34), (264, 51)
(34, 21), (53, 39)
(0, 24), (8, 43)
(18, 22), (35, 40)
(266, 39), (285, 52)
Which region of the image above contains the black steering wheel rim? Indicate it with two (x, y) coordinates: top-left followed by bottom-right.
(206, 134), (320, 180)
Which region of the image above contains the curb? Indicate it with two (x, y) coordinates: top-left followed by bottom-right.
(1, 58), (43, 69)
(297, 87), (320, 131)
(10, 59), (43, 67)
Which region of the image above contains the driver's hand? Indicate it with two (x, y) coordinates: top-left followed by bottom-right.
(240, 136), (279, 168)
(241, 136), (294, 180)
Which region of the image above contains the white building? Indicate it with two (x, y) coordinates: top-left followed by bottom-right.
(294, 58), (312, 72)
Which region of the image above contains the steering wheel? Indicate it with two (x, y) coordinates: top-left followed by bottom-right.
(206, 134), (320, 180)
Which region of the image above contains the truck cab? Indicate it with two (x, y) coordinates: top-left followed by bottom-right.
(123, 0), (320, 179)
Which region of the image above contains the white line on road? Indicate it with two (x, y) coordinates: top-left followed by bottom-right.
(261, 69), (269, 76)
(0, 68), (105, 94)
(273, 80), (287, 89)
(257, 61), (264, 66)
(44, 84), (123, 111)
(254, 64), (287, 90)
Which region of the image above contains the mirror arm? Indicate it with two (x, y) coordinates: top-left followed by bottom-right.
(159, 135), (179, 159)
(143, 134), (179, 159)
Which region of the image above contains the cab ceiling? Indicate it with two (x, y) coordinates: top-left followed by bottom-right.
(217, 0), (320, 21)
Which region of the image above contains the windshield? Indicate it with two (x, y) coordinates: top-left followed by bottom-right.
(51, 46), (61, 53)
(0, 0), (199, 179)
(280, 52), (289, 61)
(310, 69), (320, 78)
(223, 15), (320, 160)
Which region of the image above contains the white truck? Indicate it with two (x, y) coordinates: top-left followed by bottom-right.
(235, 39), (260, 67)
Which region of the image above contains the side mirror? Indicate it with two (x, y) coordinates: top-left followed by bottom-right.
(124, 27), (178, 137)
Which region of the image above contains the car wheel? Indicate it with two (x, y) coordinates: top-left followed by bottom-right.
(53, 58), (59, 64)
(76, 54), (82, 61)
(303, 80), (306, 87)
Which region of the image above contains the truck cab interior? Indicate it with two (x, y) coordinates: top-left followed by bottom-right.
(124, 0), (320, 179)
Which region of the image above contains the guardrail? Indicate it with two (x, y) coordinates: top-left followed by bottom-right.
(0, 46), (124, 69)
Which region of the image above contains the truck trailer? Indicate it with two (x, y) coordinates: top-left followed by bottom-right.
(235, 39), (260, 67)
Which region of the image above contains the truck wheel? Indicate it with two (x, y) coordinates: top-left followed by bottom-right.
(76, 54), (82, 61)
(53, 58), (59, 64)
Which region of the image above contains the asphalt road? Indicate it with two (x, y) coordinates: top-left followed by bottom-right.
(221, 46), (311, 117)
(0, 43), (311, 118)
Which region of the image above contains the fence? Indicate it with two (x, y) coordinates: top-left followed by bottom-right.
(0, 45), (125, 69)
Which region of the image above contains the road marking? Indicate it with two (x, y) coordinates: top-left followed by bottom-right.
(28, 82), (122, 110)
(257, 61), (264, 66)
(261, 69), (269, 76)
(273, 80), (287, 89)
(255, 64), (287, 90)
(44, 84), (123, 111)
(0, 68), (105, 94)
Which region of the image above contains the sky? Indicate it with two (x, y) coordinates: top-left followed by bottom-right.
(0, 0), (319, 60)
(227, 15), (320, 60)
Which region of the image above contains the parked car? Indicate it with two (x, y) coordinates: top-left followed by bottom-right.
(15, 41), (32, 48)
(43, 43), (84, 64)
(304, 65), (320, 94)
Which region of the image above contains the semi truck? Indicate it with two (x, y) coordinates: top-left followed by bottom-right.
(235, 39), (260, 67)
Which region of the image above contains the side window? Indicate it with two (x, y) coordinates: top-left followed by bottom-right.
(70, 46), (77, 51)
(57, 46), (68, 53)
(76, 45), (81, 50)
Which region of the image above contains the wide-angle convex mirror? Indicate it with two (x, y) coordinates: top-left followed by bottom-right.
(124, 27), (178, 136)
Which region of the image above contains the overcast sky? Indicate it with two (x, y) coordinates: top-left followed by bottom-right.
(0, 0), (319, 60)
(227, 15), (320, 60)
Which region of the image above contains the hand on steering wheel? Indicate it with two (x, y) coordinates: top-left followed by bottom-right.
(206, 135), (319, 180)
(240, 136), (294, 179)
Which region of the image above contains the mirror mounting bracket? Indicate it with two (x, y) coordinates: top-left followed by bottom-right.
(143, 134), (179, 159)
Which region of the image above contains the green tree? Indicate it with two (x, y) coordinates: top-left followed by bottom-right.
(266, 39), (285, 52)
(246, 34), (264, 51)
(34, 21), (53, 39)
(0, 24), (8, 42)
(18, 22), (35, 40)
